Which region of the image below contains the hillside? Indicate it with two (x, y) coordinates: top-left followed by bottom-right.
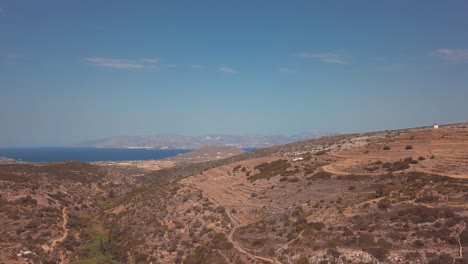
(167, 145), (246, 165)
(77, 132), (325, 149)
(1, 123), (467, 263)
(0, 157), (16, 163)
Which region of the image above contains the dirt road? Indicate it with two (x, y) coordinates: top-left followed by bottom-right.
(194, 185), (281, 264)
(50, 207), (68, 251)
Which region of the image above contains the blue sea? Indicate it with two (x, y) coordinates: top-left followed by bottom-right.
(0, 148), (192, 163)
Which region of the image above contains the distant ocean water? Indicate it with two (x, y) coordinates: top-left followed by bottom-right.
(0, 148), (192, 163)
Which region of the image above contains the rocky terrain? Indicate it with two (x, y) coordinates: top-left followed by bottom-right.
(1, 123), (467, 263)
(0, 157), (17, 163)
(166, 146), (246, 165)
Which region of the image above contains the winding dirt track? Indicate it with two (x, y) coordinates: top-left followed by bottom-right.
(322, 164), (351, 175)
(224, 209), (282, 264)
(194, 185), (281, 264)
(50, 207), (68, 251)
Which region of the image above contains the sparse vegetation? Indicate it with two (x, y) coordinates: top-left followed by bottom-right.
(2, 124), (467, 263)
(248, 159), (292, 182)
(306, 171), (333, 181)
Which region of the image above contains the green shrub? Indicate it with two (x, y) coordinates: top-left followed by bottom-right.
(382, 162), (392, 169)
(297, 255), (310, 264)
(397, 205), (449, 224)
(211, 232), (233, 250)
(326, 248), (340, 258)
(377, 198), (392, 210)
(358, 233), (375, 247)
(415, 196), (438, 203)
(365, 247), (388, 261)
(387, 161), (410, 172)
(288, 177), (299, 182)
(315, 150), (328, 156)
(303, 162), (328, 175)
(405, 145), (413, 150)
(383, 146), (391, 150)
(249, 159), (291, 182)
(366, 166), (379, 172)
(306, 171), (332, 181)
(309, 222), (325, 231)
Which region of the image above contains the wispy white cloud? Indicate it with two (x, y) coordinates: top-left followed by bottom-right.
(436, 48), (468, 62)
(279, 68), (297, 75)
(219, 65), (237, 73)
(86, 57), (160, 69)
(162, 64), (182, 68)
(297, 52), (347, 64)
(139, 58), (160, 64)
(160, 63), (203, 69)
(87, 58), (144, 69)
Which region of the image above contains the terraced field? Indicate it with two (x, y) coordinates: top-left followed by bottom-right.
(1, 123), (467, 263)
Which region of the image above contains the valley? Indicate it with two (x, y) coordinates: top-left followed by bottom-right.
(1, 123), (467, 263)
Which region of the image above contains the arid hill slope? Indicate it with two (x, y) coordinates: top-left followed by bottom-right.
(1, 123), (467, 264)
(101, 123), (468, 264)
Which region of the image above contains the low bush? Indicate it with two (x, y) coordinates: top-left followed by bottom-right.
(377, 198), (392, 210)
(365, 247), (388, 261)
(288, 177), (300, 182)
(315, 150), (328, 156)
(306, 171), (332, 181)
(309, 222), (325, 231)
(303, 162), (328, 175)
(249, 159), (291, 182)
(387, 161), (410, 172)
(358, 233), (376, 247)
(382, 162), (392, 169)
(366, 166), (380, 172)
(211, 232), (233, 250)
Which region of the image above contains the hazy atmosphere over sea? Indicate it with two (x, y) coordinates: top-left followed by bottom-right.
(1, 1), (468, 147)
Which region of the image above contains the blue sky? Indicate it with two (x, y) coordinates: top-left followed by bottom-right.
(1, 1), (468, 147)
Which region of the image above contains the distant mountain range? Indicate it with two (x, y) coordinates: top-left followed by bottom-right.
(77, 132), (329, 149)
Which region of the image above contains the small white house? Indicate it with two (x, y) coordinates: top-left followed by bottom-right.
(433, 124), (439, 129)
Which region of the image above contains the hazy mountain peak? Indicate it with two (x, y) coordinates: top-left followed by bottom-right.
(77, 132), (330, 149)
